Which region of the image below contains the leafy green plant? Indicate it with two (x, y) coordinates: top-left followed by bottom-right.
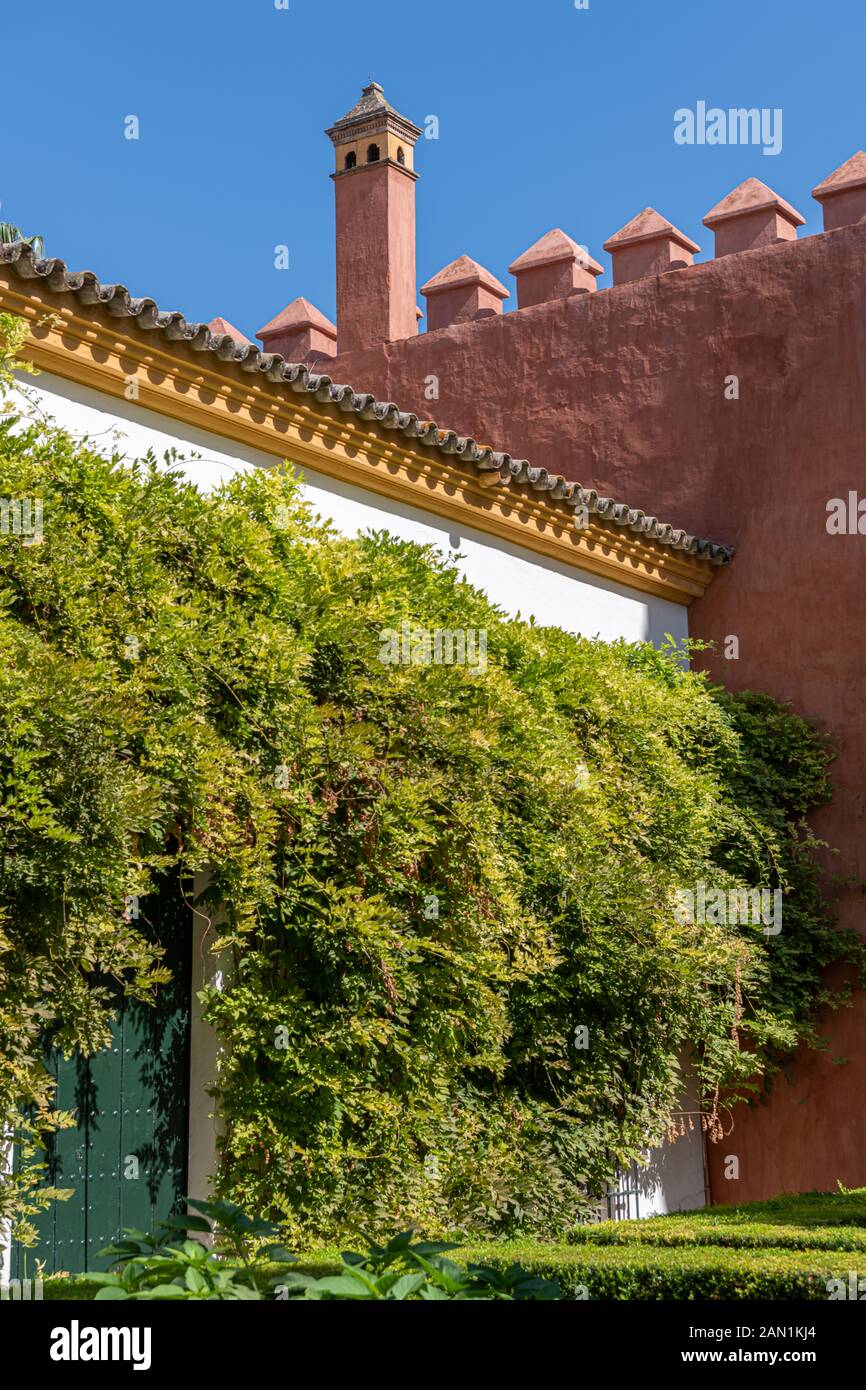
(80, 1197), (294, 1301)
(1, 313), (864, 1245)
(0, 224), (44, 257)
(281, 1229), (562, 1300)
(0, 310), (33, 401)
(80, 1208), (560, 1301)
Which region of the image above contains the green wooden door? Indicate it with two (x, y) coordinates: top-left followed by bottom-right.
(12, 873), (191, 1277)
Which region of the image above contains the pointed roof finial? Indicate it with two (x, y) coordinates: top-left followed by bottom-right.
(812, 151), (866, 231)
(208, 316), (252, 347)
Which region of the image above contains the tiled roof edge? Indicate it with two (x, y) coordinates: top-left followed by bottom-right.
(0, 242), (733, 567)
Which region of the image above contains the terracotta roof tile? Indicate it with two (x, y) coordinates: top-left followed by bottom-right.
(604, 208), (701, 255)
(812, 151), (866, 200)
(420, 255), (509, 300)
(0, 240), (732, 567)
(509, 229), (603, 276)
(703, 178), (804, 229)
(207, 316), (253, 346)
(257, 297), (336, 339)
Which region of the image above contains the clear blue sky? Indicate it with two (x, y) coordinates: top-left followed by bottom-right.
(2, 0), (863, 341)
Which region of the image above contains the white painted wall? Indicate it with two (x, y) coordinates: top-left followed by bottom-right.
(0, 1132), (11, 1287)
(187, 872), (232, 1210)
(632, 1066), (708, 1217)
(14, 372), (688, 647)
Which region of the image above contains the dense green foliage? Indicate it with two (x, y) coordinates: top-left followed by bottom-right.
(281, 1227), (562, 1300)
(1, 322), (864, 1245)
(78, 1200), (560, 1301)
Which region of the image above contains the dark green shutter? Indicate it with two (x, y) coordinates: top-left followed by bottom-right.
(11, 872), (192, 1276)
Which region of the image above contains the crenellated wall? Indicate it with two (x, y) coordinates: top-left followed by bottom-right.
(250, 116), (866, 1204)
(316, 172), (866, 1205)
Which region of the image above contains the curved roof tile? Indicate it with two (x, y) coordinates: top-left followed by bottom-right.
(0, 241), (733, 566)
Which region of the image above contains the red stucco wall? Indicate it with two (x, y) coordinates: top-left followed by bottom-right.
(330, 222), (866, 1202)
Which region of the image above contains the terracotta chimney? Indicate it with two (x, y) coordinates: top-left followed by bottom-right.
(257, 298), (337, 363)
(208, 317), (253, 346)
(508, 229), (603, 308)
(703, 178), (804, 257)
(812, 151), (866, 231)
(604, 208), (700, 286)
(420, 255), (509, 331)
(326, 82), (422, 353)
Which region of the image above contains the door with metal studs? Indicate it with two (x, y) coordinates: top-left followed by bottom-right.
(11, 873), (191, 1277)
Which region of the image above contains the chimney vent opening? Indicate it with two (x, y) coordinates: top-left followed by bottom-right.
(345, 150), (357, 170)
(397, 146), (405, 165)
(367, 143), (380, 163)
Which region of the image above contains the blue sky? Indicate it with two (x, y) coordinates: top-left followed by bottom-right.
(2, 0), (863, 341)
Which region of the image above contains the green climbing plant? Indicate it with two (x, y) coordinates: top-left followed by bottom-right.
(0, 224), (44, 258)
(1, 313), (863, 1246)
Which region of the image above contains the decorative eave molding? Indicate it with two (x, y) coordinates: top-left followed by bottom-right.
(0, 266), (721, 604)
(326, 111), (423, 146)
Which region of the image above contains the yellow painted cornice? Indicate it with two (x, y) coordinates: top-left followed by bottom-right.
(0, 270), (718, 604)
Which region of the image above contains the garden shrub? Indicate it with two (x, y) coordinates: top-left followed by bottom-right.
(457, 1239), (859, 1300)
(566, 1188), (866, 1251)
(2, 319), (864, 1245)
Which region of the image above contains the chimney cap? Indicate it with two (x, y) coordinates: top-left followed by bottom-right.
(208, 316), (253, 346)
(420, 254), (509, 300)
(812, 150), (866, 201)
(508, 228), (603, 276)
(257, 297), (337, 341)
(327, 81), (422, 142)
(703, 177), (805, 229)
(603, 207), (700, 255)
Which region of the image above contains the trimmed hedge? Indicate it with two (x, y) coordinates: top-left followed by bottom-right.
(23, 1277), (97, 1302)
(458, 1241), (863, 1300)
(569, 1221), (866, 1252)
(566, 1190), (866, 1252)
(633, 1188), (866, 1229)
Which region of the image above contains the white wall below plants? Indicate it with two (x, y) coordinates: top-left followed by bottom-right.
(629, 1129), (709, 1218)
(618, 1068), (709, 1218)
